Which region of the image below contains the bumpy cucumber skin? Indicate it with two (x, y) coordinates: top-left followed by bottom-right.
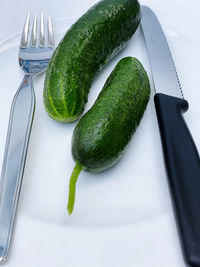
(72, 57), (150, 172)
(43, 0), (141, 122)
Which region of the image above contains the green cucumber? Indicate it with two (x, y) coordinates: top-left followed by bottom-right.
(43, 0), (141, 122)
(67, 57), (150, 214)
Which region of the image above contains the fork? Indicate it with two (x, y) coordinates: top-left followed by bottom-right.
(0, 13), (54, 262)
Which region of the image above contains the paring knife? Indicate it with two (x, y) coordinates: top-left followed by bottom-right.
(141, 6), (200, 267)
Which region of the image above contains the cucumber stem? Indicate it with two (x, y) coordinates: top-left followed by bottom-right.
(67, 161), (82, 215)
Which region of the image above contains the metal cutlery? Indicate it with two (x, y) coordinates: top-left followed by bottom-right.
(0, 13), (54, 262)
(141, 6), (200, 267)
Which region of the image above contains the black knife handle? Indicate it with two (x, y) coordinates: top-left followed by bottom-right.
(154, 93), (200, 267)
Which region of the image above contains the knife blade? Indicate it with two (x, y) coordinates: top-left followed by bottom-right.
(141, 6), (200, 267)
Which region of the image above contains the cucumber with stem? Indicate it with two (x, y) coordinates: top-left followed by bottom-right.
(67, 57), (150, 214)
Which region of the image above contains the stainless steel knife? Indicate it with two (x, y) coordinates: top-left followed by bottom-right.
(141, 6), (200, 267)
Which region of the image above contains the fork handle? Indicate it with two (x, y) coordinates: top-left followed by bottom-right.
(0, 74), (35, 262)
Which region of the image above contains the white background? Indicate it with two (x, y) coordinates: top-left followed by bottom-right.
(0, 0), (200, 267)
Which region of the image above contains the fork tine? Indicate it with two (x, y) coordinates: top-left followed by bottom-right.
(21, 13), (30, 47)
(48, 15), (54, 47)
(31, 13), (37, 47)
(39, 12), (45, 46)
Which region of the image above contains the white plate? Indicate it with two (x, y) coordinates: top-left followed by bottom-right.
(0, 15), (199, 267)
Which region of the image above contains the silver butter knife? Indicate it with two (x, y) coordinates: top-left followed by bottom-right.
(141, 6), (200, 267)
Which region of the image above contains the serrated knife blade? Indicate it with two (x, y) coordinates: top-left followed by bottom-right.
(141, 6), (183, 98)
(141, 6), (200, 267)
